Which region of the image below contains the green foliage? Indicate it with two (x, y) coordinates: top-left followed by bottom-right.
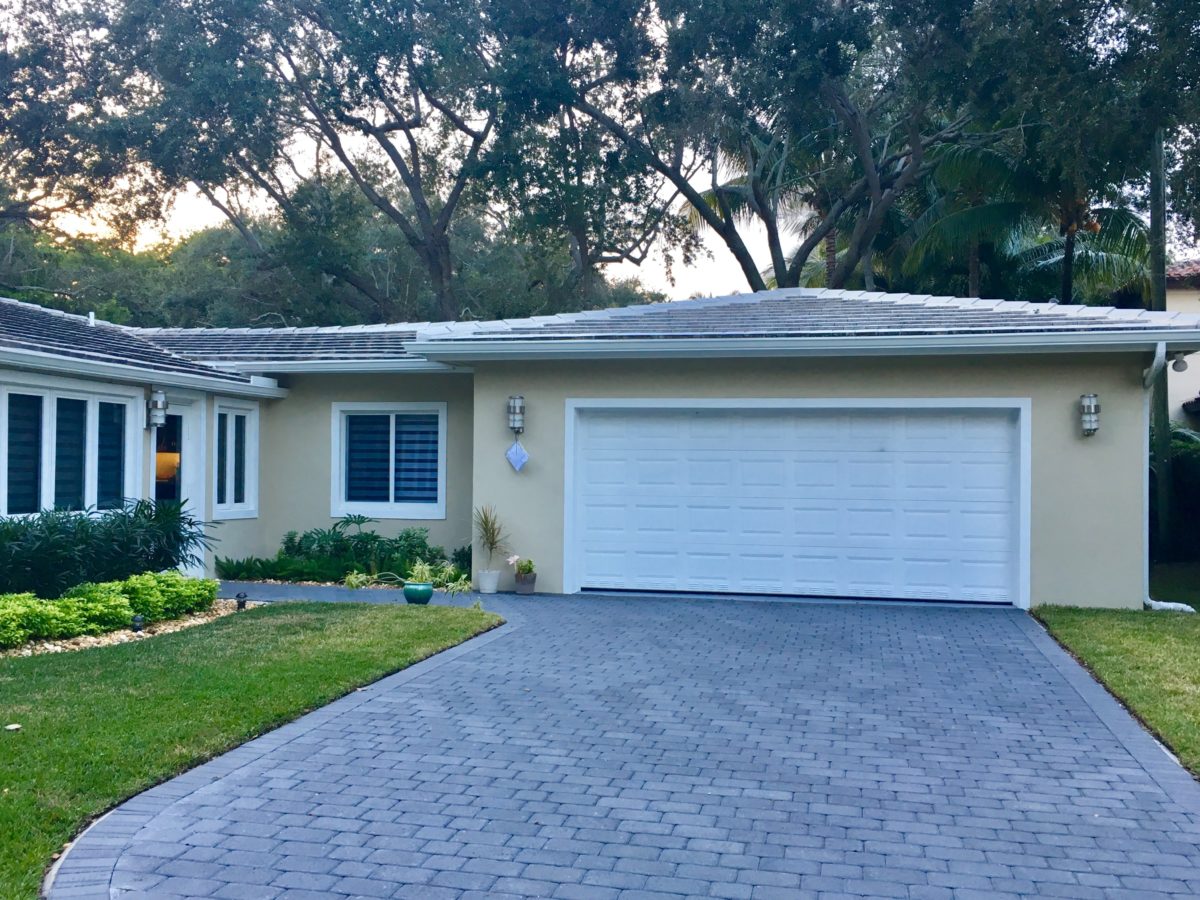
(1166, 439), (1200, 561)
(473, 506), (508, 567)
(217, 519), (445, 584)
(451, 545), (472, 573)
(0, 501), (209, 599)
(407, 561), (436, 584)
(56, 584), (134, 636)
(514, 558), (535, 576)
(0, 573), (218, 649)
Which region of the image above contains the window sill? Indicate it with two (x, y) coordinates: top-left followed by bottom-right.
(213, 507), (259, 521)
(331, 501), (446, 521)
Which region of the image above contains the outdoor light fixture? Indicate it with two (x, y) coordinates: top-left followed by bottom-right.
(505, 396), (529, 472)
(507, 395), (525, 436)
(1173, 354), (1190, 373)
(235, 592), (248, 611)
(1080, 393), (1100, 437)
(131, 614), (144, 633)
(148, 390), (169, 428)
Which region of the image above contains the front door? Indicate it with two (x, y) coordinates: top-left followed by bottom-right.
(153, 399), (206, 576)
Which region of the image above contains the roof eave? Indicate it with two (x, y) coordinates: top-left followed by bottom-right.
(0, 348), (289, 398)
(197, 357), (466, 375)
(406, 330), (1200, 362)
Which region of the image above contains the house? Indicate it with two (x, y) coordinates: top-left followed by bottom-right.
(1168, 259), (1200, 421)
(4, 289), (1200, 610)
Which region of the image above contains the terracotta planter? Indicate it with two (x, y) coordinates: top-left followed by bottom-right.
(478, 569), (501, 594)
(403, 582), (433, 604)
(514, 572), (537, 594)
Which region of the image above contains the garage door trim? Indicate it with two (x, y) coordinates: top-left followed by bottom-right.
(563, 397), (1032, 609)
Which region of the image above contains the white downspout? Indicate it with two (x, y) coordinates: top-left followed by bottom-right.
(1144, 342), (1195, 611)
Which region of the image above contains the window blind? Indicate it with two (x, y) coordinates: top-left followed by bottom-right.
(97, 402), (125, 510)
(54, 398), (87, 510)
(7, 393), (42, 514)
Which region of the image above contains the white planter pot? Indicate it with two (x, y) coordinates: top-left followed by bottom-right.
(478, 569), (501, 594)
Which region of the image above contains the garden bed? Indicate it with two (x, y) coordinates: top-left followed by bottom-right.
(0, 599), (261, 658)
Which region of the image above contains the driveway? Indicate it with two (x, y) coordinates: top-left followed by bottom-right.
(48, 595), (1200, 899)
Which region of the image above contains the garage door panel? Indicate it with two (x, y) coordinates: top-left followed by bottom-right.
(573, 407), (1019, 604)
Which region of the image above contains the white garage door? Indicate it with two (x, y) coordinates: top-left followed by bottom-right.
(569, 406), (1021, 604)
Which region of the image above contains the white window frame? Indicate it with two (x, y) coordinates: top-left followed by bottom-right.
(212, 399), (259, 520)
(0, 372), (142, 517)
(330, 401), (447, 520)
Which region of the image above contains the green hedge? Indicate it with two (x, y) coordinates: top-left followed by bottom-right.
(216, 517), (458, 583)
(0, 501), (209, 598)
(0, 573), (218, 649)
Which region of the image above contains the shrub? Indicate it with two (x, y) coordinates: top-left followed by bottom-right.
(153, 571), (217, 618)
(59, 583), (134, 635)
(0, 573), (217, 649)
(121, 573), (167, 621)
(0, 500), (209, 598)
(217, 519), (445, 583)
(0, 594), (43, 647)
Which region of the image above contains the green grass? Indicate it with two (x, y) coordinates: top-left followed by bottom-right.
(0, 602), (501, 898)
(1035, 605), (1200, 777)
(1151, 561), (1200, 608)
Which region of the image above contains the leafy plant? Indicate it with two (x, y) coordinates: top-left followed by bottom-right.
(217, 519), (445, 583)
(507, 555), (535, 576)
(408, 561), (436, 584)
(0, 573), (217, 649)
(451, 544), (472, 573)
(473, 506), (508, 569)
(0, 501), (209, 598)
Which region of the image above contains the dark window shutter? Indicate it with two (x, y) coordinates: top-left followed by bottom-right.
(345, 414), (391, 502)
(97, 402), (126, 510)
(54, 398), (87, 510)
(233, 414), (247, 504)
(393, 414), (439, 504)
(7, 393), (42, 514)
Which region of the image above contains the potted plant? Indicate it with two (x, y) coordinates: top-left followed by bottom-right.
(473, 505), (508, 594)
(403, 561), (435, 604)
(508, 555), (536, 594)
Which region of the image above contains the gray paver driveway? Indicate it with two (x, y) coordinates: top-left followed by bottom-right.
(49, 595), (1200, 899)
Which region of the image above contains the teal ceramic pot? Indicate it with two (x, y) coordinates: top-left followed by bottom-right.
(403, 583), (434, 604)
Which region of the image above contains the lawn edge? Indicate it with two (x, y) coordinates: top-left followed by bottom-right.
(40, 610), (510, 900)
(1025, 610), (1200, 788)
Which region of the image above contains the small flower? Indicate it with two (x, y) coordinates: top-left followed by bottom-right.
(506, 554), (521, 568)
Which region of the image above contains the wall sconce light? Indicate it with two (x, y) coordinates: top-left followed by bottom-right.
(148, 390), (169, 428)
(507, 395), (525, 436)
(1080, 393), (1100, 437)
(1173, 354), (1190, 373)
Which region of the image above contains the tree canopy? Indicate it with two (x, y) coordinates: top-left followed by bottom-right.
(0, 0), (1197, 325)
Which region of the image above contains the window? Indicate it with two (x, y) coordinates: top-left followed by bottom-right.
(332, 402), (446, 519)
(1, 385), (135, 516)
(213, 401), (258, 518)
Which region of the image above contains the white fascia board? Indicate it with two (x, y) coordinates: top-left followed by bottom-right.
(200, 358), (466, 375)
(406, 330), (1200, 361)
(0, 348), (288, 398)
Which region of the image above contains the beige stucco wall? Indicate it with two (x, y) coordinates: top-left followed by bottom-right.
(471, 354), (1148, 609)
(206, 373), (474, 570)
(1168, 287), (1200, 422)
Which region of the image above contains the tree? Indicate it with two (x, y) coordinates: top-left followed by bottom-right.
(29, 0), (502, 319)
(490, 0), (991, 293)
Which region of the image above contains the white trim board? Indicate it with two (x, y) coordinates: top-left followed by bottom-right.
(562, 397), (1033, 610)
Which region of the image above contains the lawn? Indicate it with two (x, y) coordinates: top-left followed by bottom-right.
(0, 601), (501, 899)
(1035, 605), (1200, 776)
